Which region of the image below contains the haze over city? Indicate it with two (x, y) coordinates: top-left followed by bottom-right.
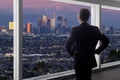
(0, 0), (120, 79)
(0, 0), (120, 28)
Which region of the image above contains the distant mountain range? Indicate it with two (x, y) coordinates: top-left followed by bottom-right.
(0, 7), (120, 28)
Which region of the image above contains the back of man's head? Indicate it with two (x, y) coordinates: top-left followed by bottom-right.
(79, 8), (90, 22)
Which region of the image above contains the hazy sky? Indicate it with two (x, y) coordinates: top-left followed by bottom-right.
(0, 0), (120, 28)
(23, 0), (89, 12)
(0, 0), (88, 12)
(0, 0), (13, 10)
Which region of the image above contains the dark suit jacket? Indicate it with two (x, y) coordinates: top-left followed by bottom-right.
(66, 22), (109, 68)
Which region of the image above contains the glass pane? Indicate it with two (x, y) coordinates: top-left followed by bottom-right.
(0, 0), (13, 80)
(101, 8), (120, 64)
(23, 0), (91, 79)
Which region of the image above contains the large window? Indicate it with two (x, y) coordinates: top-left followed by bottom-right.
(101, 6), (120, 64)
(12, 0), (120, 80)
(22, 0), (91, 79)
(0, 0), (13, 80)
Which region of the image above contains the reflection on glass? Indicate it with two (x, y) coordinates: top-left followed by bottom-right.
(101, 8), (120, 64)
(0, 0), (13, 79)
(23, 0), (90, 79)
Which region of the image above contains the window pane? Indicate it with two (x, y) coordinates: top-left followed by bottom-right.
(101, 8), (120, 64)
(0, 0), (13, 79)
(23, 0), (91, 79)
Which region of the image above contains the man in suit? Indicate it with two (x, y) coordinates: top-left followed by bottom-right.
(66, 8), (109, 80)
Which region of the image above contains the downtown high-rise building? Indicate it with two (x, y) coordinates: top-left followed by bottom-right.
(42, 15), (48, 27)
(9, 22), (14, 30)
(37, 18), (43, 34)
(51, 12), (56, 30)
(51, 18), (56, 30)
(56, 16), (64, 34)
(26, 22), (32, 33)
(56, 16), (68, 34)
(57, 16), (63, 27)
(63, 18), (67, 28)
(47, 18), (51, 29)
(36, 12), (69, 34)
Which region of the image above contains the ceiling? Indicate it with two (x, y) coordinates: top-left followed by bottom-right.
(110, 0), (120, 2)
(76, 0), (120, 7)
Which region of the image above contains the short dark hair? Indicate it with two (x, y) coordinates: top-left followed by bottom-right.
(79, 8), (90, 21)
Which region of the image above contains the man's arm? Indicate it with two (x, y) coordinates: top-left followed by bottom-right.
(95, 28), (109, 54)
(66, 27), (76, 56)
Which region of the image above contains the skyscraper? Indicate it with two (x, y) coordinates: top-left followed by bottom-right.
(47, 18), (51, 29)
(51, 18), (56, 30)
(50, 12), (56, 31)
(57, 16), (63, 27)
(26, 22), (32, 33)
(63, 18), (67, 28)
(43, 15), (48, 27)
(9, 22), (14, 30)
(37, 18), (43, 34)
(57, 16), (63, 34)
(53, 12), (56, 27)
(62, 18), (67, 34)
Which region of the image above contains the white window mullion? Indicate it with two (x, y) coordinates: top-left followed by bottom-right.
(14, 0), (23, 80)
(91, 4), (101, 69)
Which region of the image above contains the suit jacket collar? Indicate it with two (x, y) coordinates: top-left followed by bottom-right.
(80, 22), (89, 26)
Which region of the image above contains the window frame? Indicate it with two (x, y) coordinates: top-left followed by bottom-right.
(13, 0), (22, 80)
(13, 0), (120, 80)
(101, 5), (120, 66)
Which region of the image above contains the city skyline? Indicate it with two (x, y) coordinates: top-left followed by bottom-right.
(0, 0), (120, 79)
(0, 0), (120, 28)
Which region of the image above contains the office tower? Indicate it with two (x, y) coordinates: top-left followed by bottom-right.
(26, 22), (32, 33)
(37, 18), (43, 34)
(63, 18), (67, 28)
(47, 18), (51, 29)
(33, 27), (37, 34)
(57, 16), (64, 34)
(62, 18), (67, 34)
(42, 15), (48, 27)
(51, 18), (55, 30)
(9, 22), (14, 30)
(53, 12), (56, 27)
(57, 16), (63, 29)
(50, 12), (56, 31)
(43, 18), (51, 33)
(57, 16), (63, 24)
(23, 25), (26, 32)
